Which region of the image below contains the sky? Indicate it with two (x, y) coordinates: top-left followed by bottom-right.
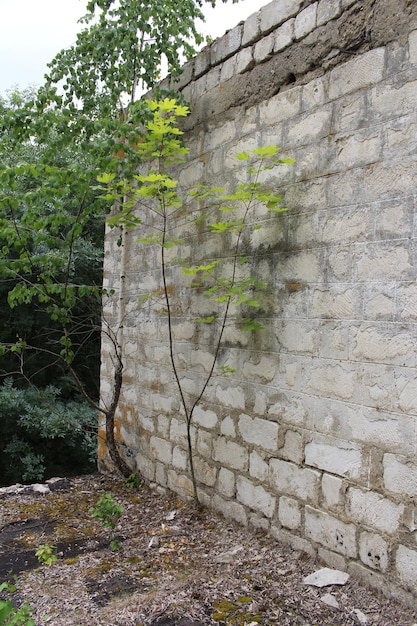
(0, 0), (269, 96)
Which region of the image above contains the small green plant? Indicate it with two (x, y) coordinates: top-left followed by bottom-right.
(90, 492), (123, 550)
(0, 581), (35, 626)
(125, 472), (140, 489)
(35, 544), (57, 566)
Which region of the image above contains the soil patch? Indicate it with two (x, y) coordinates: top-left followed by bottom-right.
(0, 474), (416, 625)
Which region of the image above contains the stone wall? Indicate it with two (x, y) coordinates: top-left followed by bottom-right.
(100, 0), (417, 602)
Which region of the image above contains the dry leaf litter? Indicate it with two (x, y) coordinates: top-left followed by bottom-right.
(0, 474), (416, 626)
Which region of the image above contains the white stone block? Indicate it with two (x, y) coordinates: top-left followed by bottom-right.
(274, 18), (294, 52)
(409, 30), (417, 64)
(170, 418), (188, 446)
(278, 496), (301, 529)
(294, 3), (317, 40)
(237, 476), (276, 518)
(249, 450), (269, 481)
(172, 446), (188, 470)
(254, 32), (275, 63)
(269, 458), (320, 503)
(396, 545), (417, 591)
(308, 364), (355, 401)
(359, 532), (389, 572)
(259, 86), (302, 125)
(321, 473), (344, 509)
(260, 0), (303, 33)
(215, 385), (246, 409)
(218, 467), (235, 498)
(167, 470), (194, 498)
(212, 494), (247, 526)
(287, 109), (331, 147)
(214, 437), (248, 471)
(195, 458), (217, 487)
(305, 441), (361, 478)
(347, 488), (404, 535)
(280, 430), (304, 464)
(236, 47), (254, 74)
(238, 414), (279, 452)
(242, 11), (261, 46)
(383, 454), (417, 497)
(221, 415), (236, 438)
(305, 506), (357, 557)
(197, 429), (212, 459)
(193, 406), (218, 429)
(329, 48), (385, 100)
(242, 356), (277, 383)
(317, 0), (341, 26)
(150, 436), (172, 464)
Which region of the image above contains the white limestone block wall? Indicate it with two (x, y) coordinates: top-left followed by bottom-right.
(100, 0), (417, 602)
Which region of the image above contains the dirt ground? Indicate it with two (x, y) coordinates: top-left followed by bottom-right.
(0, 473), (416, 626)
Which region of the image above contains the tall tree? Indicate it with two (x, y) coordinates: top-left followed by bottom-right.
(0, 0), (241, 478)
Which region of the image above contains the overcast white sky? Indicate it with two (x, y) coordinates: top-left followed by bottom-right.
(0, 0), (269, 96)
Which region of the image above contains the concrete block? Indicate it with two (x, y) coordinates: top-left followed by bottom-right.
(277, 320), (317, 354)
(329, 48), (385, 100)
(214, 436), (248, 471)
(317, 0), (341, 26)
(287, 109), (332, 147)
(321, 473), (344, 509)
(294, 3), (317, 40)
(302, 77), (325, 109)
(397, 283), (417, 321)
(242, 356), (277, 383)
(347, 488), (404, 534)
(310, 286), (358, 319)
(260, 0), (303, 34)
(204, 119), (236, 151)
(396, 545), (417, 592)
(352, 324), (415, 367)
(150, 436), (172, 464)
(305, 440), (361, 479)
(305, 506), (357, 557)
(249, 450), (269, 481)
(274, 18), (294, 52)
(383, 454), (417, 497)
(372, 80), (417, 118)
(336, 132), (380, 168)
(269, 458), (320, 503)
(359, 532), (389, 572)
(309, 364), (355, 401)
(278, 496), (301, 529)
(259, 86), (301, 125)
(218, 467), (235, 498)
(237, 476), (276, 518)
(238, 414), (279, 451)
